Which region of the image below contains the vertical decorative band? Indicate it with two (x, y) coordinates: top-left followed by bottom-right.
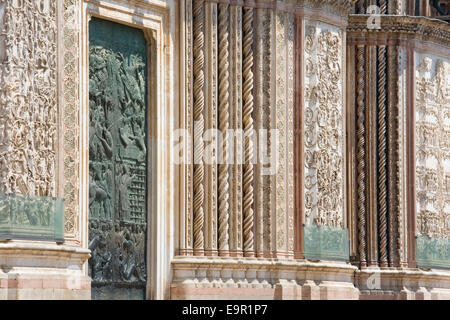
(377, 43), (388, 267)
(218, 3), (230, 255)
(193, 0), (205, 254)
(263, 9), (273, 256)
(356, 45), (367, 267)
(387, 45), (399, 267)
(242, 6), (255, 257)
(254, 7), (264, 257)
(397, 47), (406, 266)
(63, 0), (81, 241)
(377, 0), (388, 267)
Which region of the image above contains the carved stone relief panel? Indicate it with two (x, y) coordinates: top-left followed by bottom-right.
(0, 0), (57, 198)
(416, 53), (450, 239)
(303, 21), (344, 228)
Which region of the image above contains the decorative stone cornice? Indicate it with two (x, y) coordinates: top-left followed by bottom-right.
(347, 15), (450, 46)
(0, 242), (91, 265)
(204, 0), (357, 15)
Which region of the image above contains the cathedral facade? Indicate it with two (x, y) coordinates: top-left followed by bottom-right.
(0, 0), (449, 300)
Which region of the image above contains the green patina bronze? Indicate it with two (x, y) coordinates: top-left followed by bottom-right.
(417, 236), (450, 270)
(88, 18), (148, 300)
(0, 193), (64, 242)
(303, 225), (350, 262)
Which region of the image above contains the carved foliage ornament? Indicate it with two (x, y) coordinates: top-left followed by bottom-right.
(304, 23), (344, 228)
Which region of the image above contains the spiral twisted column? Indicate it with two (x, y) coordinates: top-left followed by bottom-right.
(193, 0), (205, 254)
(377, 43), (388, 267)
(218, 3), (230, 255)
(379, 0), (387, 15)
(356, 45), (367, 267)
(387, 45), (398, 267)
(377, 0), (388, 267)
(242, 6), (255, 257)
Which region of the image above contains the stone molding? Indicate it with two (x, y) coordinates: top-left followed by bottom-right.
(201, 0), (356, 15)
(171, 256), (450, 299)
(171, 256), (359, 299)
(0, 242), (90, 266)
(356, 268), (450, 300)
(347, 15), (450, 47)
(0, 242), (91, 299)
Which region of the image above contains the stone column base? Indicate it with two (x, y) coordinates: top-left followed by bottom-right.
(0, 241), (91, 300)
(356, 268), (450, 300)
(170, 256), (359, 300)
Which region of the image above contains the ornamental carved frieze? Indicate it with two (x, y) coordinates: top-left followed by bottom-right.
(304, 22), (344, 228)
(0, 0), (57, 198)
(347, 15), (450, 47)
(416, 55), (450, 239)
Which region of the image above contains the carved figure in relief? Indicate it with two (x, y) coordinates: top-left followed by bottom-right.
(1, 0), (57, 197)
(117, 165), (136, 221)
(89, 164), (111, 219)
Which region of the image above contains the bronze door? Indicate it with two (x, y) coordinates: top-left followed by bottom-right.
(88, 17), (148, 300)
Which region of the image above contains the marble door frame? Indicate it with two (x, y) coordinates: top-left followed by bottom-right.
(80, 0), (176, 300)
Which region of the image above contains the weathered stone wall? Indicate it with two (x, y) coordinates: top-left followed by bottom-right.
(1, 0), (450, 300)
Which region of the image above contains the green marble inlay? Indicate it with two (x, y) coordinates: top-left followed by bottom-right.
(0, 193), (64, 242)
(304, 225), (349, 261)
(417, 236), (450, 270)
